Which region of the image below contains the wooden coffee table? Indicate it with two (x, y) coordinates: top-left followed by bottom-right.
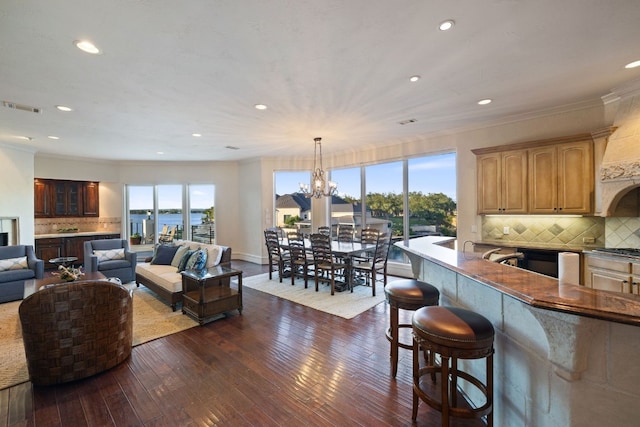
(23, 271), (107, 298)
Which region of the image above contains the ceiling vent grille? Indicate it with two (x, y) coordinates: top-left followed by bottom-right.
(398, 118), (417, 125)
(2, 101), (42, 114)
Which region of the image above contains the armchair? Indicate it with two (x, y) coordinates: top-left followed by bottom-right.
(0, 245), (44, 303)
(84, 239), (137, 283)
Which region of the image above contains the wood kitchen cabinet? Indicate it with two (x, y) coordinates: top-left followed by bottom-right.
(34, 179), (99, 218)
(35, 238), (64, 270)
(584, 253), (639, 294)
(476, 150), (528, 214)
(36, 233), (120, 270)
(528, 141), (593, 214)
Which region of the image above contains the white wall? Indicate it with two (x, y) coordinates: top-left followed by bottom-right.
(0, 143), (36, 244)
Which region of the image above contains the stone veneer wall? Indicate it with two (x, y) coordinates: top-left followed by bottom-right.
(34, 217), (121, 235)
(481, 216), (605, 247)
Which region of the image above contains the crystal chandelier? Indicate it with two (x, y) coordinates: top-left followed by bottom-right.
(299, 137), (338, 198)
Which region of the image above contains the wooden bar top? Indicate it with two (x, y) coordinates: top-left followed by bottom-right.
(396, 236), (640, 327)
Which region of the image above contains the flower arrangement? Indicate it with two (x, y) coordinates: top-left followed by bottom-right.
(53, 265), (85, 282)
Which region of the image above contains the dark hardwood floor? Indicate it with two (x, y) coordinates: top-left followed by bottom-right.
(1, 261), (483, 426)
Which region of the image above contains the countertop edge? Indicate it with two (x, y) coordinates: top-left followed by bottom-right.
(396, 237), (640, 327)
(36, 232), (121, 239)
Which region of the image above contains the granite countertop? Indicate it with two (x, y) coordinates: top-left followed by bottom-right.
(36, 231), (121, 239)
(396, 236), (640, 327)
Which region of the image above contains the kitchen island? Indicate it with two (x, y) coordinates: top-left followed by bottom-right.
(396, 236), (640, 427)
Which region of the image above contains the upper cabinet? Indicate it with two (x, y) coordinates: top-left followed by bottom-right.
(476, 150), (528, 214)
(35, 179), (99, 218)
(529, 141), (593, 214)
(473, 134), (594, 215)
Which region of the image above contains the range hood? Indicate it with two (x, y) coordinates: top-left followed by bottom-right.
(599, 79), (640, 216)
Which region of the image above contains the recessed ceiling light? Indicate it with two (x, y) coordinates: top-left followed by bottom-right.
(255, 104), (267, 110)
(157, 151), (164, 155)
(18, 136), (33, 141)
(439, 20), (455, 31)
(56, 105), (73, 112)
(409, 75), (421, 82)
(192, 133), (202, 137)
(477, 99), (492, 105)
(74, 40), (100, 54)
(625, 60), (640, 69)
(48, 136), (59, 140)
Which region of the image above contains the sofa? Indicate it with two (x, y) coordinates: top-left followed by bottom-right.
(135, 240), (232, 311)
(19, 280), (133, 386)
(84, 239), (137, 283)
(0, 245), (44, 303)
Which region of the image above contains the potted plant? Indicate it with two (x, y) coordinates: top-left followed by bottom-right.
(130, 232), (142, 245)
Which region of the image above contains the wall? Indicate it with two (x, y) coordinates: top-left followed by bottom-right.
(0, 143), (36, 244)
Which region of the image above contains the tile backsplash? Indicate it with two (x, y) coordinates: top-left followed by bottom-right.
(481, 216), (605, 247)
(604, 217), (640, 248)
(35, 217), (121, 235)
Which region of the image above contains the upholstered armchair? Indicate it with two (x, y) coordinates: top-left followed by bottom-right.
(84, 239), (137, 283)
(0, 245), (44, 303)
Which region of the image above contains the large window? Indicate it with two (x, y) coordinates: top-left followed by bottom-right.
(126, 184), (215, 247)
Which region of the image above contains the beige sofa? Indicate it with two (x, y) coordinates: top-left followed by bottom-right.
(136, 240), (232, 311)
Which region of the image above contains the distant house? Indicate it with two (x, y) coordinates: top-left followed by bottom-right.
(276, 193), (390, 236)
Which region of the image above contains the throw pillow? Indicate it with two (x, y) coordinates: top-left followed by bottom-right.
(150, 245), (179, 265)
(185, 249), (207, 271)
(177, 249), (196, 272)
(171, 245), (189, 267)
(0, 256), (28, 272)
(94, 248), (125, 262)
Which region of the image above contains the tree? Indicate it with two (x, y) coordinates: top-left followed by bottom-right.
(201, 206), (215, 223)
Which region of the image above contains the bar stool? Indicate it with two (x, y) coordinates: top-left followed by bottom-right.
(412, 306), (494, 426)
(384, 279), (439, 378)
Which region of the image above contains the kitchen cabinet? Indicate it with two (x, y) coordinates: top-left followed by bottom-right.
(584, 253), (639, 294)
(34, 179), (99, 218)
(476, 150), (528, 214)
(528, 141), (593, 214)
(83, 182), (99, 216)
(34, 179), (51, 217)
(35, 238), (65, 270)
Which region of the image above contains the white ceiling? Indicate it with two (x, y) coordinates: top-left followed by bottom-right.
(1, 0), (640, 162)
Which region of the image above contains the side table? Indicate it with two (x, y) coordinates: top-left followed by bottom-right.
(181, 266), (243, 325)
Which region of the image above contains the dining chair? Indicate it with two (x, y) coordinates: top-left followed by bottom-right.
(264, 229), (290, 282)
(310, 233), (346, 295)
(352, 232), (391, 296)
(318, 226), (331, 237)
(288, 239), (313, 288)
(337, 224), (354, 242)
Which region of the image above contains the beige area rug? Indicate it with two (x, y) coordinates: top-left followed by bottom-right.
(243, 273), (386, 319)
(0, 283), (198, 391)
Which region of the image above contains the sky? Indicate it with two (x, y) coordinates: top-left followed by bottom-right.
(276, 152), (457, 201)
(128, 184), (214, 210)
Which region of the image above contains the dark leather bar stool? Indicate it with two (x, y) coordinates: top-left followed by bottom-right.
(412, 306), (494, 427)
(384, 279), (439, 378)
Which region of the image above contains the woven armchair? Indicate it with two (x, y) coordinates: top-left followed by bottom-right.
(19, 280), (133, 386)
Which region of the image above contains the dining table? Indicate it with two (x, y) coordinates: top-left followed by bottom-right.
(279, 237), (377, 291)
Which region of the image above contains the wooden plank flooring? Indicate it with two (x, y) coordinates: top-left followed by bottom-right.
(1, 261), (484, 426)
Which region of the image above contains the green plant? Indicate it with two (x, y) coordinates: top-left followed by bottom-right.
(131, 233), (141, 238)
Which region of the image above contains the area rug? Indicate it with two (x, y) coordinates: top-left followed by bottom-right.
(0, 284), (198, 391)
(243, 273), (386, 319)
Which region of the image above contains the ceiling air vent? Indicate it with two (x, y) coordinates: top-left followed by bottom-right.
(2, 100), (42, 114)
(225, 145), (240, 150)
(398, 118), (417, 125)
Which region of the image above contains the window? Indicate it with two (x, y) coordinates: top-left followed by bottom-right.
(189, 185), (215, 244)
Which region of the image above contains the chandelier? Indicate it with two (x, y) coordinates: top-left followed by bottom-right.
(299, 137), (338, 198)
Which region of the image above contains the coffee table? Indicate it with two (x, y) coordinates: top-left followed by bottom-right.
(23, 271), (107, 298)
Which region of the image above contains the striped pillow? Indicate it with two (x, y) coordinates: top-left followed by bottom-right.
(0, 256), (28, 271)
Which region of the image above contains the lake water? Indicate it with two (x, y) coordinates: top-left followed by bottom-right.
(128, 213), (205, 236)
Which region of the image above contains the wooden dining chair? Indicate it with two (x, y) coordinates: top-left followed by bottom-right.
(337, 224), (354, 242)
(264, 229), (290, 282)
(288, 239), (313, 288)
(318, 226), (331, 237)
(352, 232), (391, 296)
(310, 233), (346, 295)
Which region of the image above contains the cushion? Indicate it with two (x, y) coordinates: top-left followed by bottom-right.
(151, 244), (180, 265)
(203, 245), (224, 268)
(171, 245), (189, 267)
(177, 249), (196, 272)
(94, 248), (125, 262)
(185, 249), (207, 271)
(0, 256), (28, 272)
